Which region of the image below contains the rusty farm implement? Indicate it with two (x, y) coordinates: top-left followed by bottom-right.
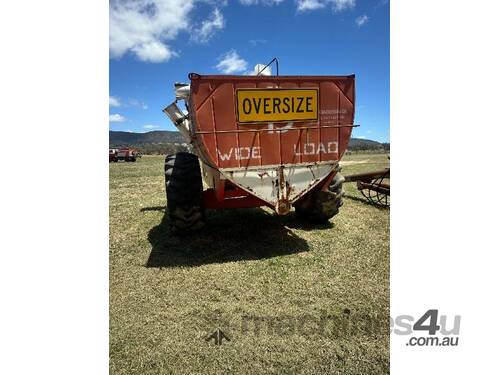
(344, 166), (390, 207)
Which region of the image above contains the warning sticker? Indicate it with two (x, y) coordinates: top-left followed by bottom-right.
(236, 88), (318, 124)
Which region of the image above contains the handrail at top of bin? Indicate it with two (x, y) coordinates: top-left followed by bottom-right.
(193, 124), (359, 134)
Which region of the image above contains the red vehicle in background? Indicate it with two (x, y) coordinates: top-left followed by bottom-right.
(116, 147), (140, 162)
(109, 148), (118, 162)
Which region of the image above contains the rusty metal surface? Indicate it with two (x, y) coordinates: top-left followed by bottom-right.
(188, 74), (355, 210)
(357, 181), (390, 196)
(345, 168), (390, 207)
(343, 169), (390, 183)
(189, 74), (355, 170)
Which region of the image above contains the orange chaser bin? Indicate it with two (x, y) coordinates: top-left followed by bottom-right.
(163, 70), (356, 232)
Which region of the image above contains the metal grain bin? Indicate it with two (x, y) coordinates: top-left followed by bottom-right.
(163, 72), (356, 232)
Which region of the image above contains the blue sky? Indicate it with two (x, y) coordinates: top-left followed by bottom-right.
(109, 0), (389, 142)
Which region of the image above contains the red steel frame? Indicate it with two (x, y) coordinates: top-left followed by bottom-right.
(202, 184), (270, 209)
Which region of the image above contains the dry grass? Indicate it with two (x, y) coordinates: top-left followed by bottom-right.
(110, 153), (390, 375)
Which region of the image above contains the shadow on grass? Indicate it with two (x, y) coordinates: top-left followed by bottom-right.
(281, 214), (334, 231)
(145, 207), (310, 268)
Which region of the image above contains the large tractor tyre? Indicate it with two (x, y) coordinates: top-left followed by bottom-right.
(164, 152), (205, 233)
(294, 172), (345, 223)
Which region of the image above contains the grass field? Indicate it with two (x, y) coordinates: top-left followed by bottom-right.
(110, 153), (390, 375)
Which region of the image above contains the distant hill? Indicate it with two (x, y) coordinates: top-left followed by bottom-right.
(109, 130), (185, 147)
(109, 131), (388, 153)
(349, 138), (389, 151)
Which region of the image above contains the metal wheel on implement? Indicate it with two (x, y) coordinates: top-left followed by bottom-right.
(294, 172), (345, 223)
(164, 152), (205, 233)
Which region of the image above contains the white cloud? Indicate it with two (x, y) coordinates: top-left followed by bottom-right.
(110, 96), (148, 110)
(355, 14), (369, 26)
(132, 40), (177, 63)
(109, 96), (121, 107)
(332, 0), (355, 11)
(296, 0), (325, 11)
(109, 114), (126, 122)
(249, 39), (267, 46)
(239, 0), (284, 5)
(110, 1), (225, 63)
(191, 8), (224, 44)
(216, 50), (248, 74)
(143, 124), (160, 130)
(128, 98), (148, 110)
(296, 0), (355, 12)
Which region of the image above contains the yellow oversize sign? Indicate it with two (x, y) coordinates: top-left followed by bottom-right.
(236, 88), (318, 124)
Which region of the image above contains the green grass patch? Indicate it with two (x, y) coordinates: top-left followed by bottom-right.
(110, 153), (390, 374)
